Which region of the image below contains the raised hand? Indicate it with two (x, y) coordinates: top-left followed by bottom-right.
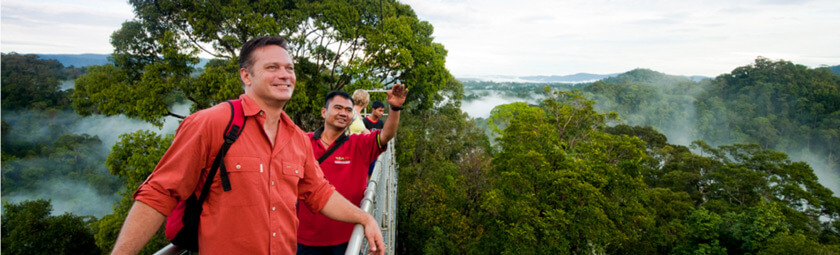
(386, 83), (407, 108)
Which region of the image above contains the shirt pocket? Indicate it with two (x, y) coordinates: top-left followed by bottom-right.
(281, 162), (304, 180)
(279, 162), (304, 206)
(219, 156), (263, 207)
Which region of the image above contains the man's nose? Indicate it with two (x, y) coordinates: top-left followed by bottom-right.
(277, 68), (292, 81)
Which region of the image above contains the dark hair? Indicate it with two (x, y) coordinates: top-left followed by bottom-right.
(239, 36), (290, 71)
(324, 91), (354, 109)
(371, 100), (385, 110)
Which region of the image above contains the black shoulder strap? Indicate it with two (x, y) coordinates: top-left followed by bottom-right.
(198, 100), (246, 203)
(318, 134), (349, 164)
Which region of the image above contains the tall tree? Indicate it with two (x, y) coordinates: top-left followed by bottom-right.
(1, 53), (72, 110)
(1, 199), (101, 255)
(71, 0), (453, 252)
(72, 0), (450, 127)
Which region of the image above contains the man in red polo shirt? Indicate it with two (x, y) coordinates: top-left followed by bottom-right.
(297, 86), (405, 255)
(111, 36), (384, 255)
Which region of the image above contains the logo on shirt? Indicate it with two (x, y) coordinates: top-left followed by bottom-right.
(334, 156), (351, 164)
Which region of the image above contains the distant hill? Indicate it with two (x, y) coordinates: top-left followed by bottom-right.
(457, 73), (620, 84)
(34, 53), (212, 68)
(458, 71), (708, 84)
(829, 65), (840, 76)
(600, 68), (698, 86)
(36, 54), (111, 67)
(521, 73), (620, 83)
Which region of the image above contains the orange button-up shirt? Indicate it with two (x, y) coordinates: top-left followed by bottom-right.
(134, 94), (335, 255)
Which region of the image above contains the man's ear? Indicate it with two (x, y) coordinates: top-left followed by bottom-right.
(321, 107), (327, 119)
(240, 68), (251, 87)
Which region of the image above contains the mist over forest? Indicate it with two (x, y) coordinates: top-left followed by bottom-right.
(461, 64), (840, 196)
(2, 1), (840, 251)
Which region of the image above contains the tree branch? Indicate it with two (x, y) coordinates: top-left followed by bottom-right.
(167, 111), (186, 119)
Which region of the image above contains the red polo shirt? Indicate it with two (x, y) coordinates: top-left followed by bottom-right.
(297, 129), (386, 246)
(134, 94), (335, 255)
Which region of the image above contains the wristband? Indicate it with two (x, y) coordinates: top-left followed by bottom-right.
(390, 106), (403, 111)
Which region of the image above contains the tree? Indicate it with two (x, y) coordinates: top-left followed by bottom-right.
(395, 88), (493, 254)
(72, 0), (450, 128)
(1, 53), (72, 110)
(475, 91), (654, 254)
(70, 1), (454, 251)
(1, 199), (101, 255)
(94, 130), (174, 253)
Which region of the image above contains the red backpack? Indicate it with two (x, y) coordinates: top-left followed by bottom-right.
(164, 99), (246, 252)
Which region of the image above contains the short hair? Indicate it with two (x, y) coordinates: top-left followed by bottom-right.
(352, 89), (369, 107)
(239, 36), (290, 71)
(371, 100), (385, 110)
(324, 91), (354, 109)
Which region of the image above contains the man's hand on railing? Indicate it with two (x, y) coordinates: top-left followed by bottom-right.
(363, 214), (385, 255)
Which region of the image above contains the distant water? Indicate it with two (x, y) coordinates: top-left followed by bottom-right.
(460, 90), (545, 118)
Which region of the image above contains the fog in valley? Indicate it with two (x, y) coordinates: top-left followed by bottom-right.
(460, 84), (840, 196)
(1, 103), (190, 217)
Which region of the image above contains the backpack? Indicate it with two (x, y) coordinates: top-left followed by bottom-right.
(164, 99), (246, 252)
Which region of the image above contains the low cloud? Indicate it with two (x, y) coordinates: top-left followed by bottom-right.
(3, 180), (120, 218)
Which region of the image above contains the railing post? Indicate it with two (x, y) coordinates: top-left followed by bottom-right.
(345, 139), (397, 255)
(153, 244), (186, 255)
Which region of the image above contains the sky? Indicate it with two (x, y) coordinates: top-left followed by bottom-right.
(2, 0), (839, 77)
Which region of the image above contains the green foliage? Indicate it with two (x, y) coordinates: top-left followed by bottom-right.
(759, 232), (840, 255)
(2, 199), (101, 255)
(67, 1), (453, 252)
(396, 98), (493, 254)
(401, 79), (840, 254)
(697, 57), (840, 153)
(72, 0), (450, 128)
(1, 53), (74, 110)
(827, 65), (840, 77)
(475, 91), (655, 254)
(94, 130), (174, 253)
(1, 111), (120, 198)
(582, 68), (705, 144)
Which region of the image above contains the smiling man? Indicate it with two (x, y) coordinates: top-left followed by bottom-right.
(298, 85), (406, 255)
(111, 36), (384, 255)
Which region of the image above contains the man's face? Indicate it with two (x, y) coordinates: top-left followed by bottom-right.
(240, 45), (296, 106)
(372, 107), (385, 119)
(322, 96), (354, 129)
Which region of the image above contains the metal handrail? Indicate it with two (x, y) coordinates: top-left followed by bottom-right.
(345, 139), (397, 255)
(153, 244), (186, 255)
(154, 140), (398, 255)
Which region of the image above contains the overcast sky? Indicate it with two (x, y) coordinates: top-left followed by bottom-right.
(2, 0), (839, 77)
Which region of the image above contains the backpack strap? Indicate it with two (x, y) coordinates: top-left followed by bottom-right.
(318, 133), (349, 164)
(198, 100), (245, 203)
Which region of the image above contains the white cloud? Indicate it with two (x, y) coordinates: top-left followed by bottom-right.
(2, 0), (838, 76)
(402, 0), (840, 76)
(1, 0), (134, 54)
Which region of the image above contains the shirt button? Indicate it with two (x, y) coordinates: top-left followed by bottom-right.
(295, 170), (299, 174)
(271, 181), (275, 185)
(260, 164), (263, 173)
(260, 112), (264, 116)
(272, 233), (276, 237)
(236, 164), (241, 169)
(272, 206), (276, 211)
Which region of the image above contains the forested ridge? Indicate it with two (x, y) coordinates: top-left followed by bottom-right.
(3, 1), (840, 254)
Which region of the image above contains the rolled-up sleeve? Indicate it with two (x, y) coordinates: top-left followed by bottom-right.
(133, 114), (211, 216)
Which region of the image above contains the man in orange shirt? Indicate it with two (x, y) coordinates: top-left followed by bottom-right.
(111, 36), (384, 255)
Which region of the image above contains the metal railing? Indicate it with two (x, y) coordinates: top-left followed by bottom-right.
(345, 139), (398, 255)
(154, 140), (398, 255)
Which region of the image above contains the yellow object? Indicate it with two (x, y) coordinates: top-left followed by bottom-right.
(349, 113), (368, 134)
